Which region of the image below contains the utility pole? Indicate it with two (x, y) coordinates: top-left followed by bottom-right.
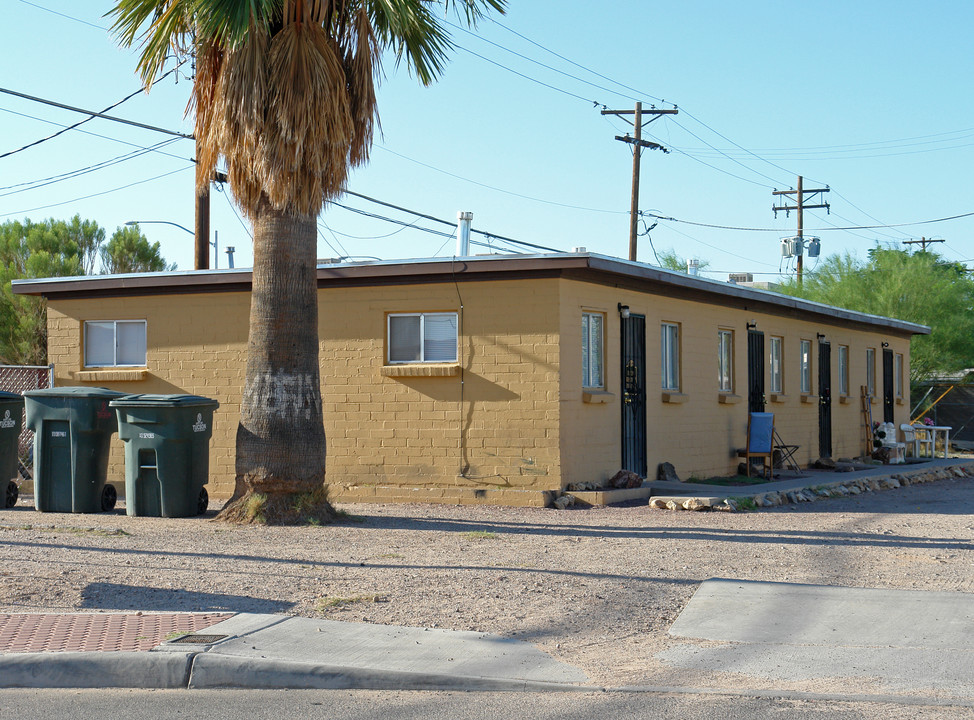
(602, 102), (678, 261)
(193, 163), (229, 270)
(773, 175), (830, 286)
(902, 237), (944, 252)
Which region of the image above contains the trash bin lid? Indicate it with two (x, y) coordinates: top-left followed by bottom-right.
(0, 391), (24, 403)
(25, 386), (127, 399)
(110, 393), (219, 408)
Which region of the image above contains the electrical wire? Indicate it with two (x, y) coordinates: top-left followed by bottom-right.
(0, 138), (180, 197)
(343, 191), (563, 252)
(0, 107), (192, 163)
(0, 165), (193, 219)
(375, 145), (625, 214)
(17, 0), (107, 31)
(217, 182), (253, 239)
(0, 84), (193, 154)
(645, 210), (974, 233)
(454, 45), (594, 104)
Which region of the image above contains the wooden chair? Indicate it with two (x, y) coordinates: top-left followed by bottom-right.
(745, 412), (775, 481)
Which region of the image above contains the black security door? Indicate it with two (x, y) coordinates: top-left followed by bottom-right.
(747, 330), (766, 413)
(621, 314), (647, 477)
(818, 340), (832, 458)
(882, 349), (895, 423)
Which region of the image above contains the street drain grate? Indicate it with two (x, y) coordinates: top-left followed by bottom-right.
(169, 634), (229, 644)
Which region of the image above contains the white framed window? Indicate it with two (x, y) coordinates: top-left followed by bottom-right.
(84, 320), (147, 368)
(866, 347), (876, 397)
(388, 312), (458, 363)
(838, 345), (849, 396)
(582, 312), (604, 389)
(717, 329), (733, 392)
(895, 353), (904, 398)
(800, 339), (812, 394)
(769, 336), (783, 394)
(661, 322), (680, 391)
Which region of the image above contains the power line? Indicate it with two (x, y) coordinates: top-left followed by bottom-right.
(0, 166), (193, 219)
(17, 0), (107, 31)
(375, 145), (625, 214)
(0, 107), (192, 163)
(0, 138), (180, 197)
(0, 86), (193, 146)
(453, 44), (594, 104)
(343, 190), (562, 253)
(646, 209), (974, 233)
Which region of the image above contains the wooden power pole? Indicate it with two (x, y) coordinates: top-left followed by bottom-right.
(773, 175), (830, 286)
(193, 161), (230, 270)
(601, 102), (678, 261)
(902, 237), (944, 251)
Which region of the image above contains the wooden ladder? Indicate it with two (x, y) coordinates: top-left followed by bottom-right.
(860, 385), (874, 456)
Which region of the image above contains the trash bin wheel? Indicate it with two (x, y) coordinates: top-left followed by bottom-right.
(5, 481), (17, 508)
(101, 484), (117, 512)
(197, 487), (208, 515)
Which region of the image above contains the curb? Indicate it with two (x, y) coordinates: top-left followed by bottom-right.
(0, 651), (194, 689)
(0, 650), (599, 692)
(187, 654), (601, 692)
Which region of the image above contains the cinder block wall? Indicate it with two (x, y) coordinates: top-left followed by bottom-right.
(557, 278), (913, 484)
(46, 277), (564, 504)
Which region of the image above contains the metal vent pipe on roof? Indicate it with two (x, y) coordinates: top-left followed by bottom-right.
(456, 212), (473, 257)
(686, 258), (699, 276)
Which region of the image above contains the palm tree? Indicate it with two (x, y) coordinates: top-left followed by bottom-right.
(110, 0), (505, 523)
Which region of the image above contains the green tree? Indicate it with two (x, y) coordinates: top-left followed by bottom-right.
(100, 224), (176, 274)
(656, 249), (710, 274)
(777, 247), (974, 384)
(65, 214), (106, 275)
(0, 217), (176, 364)
(110, 0), (506, 524)
(0, 218), (84, 365)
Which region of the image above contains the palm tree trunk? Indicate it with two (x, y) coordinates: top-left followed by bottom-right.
(217, 203), (331, 523)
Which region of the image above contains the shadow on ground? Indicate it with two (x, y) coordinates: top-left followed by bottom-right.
(79, 582), (295, 613)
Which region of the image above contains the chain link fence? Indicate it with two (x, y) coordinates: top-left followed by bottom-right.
(0, 365), (53, 475)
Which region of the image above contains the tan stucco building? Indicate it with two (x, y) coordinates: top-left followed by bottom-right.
(14, 252), (928, 506)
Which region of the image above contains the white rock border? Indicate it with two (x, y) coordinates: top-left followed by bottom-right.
(647, 464), (974, 512)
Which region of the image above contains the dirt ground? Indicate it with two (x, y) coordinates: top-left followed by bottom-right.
(0, 474), (972, 693)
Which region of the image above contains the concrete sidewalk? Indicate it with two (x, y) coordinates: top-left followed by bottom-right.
(661, 579), (974, 701)
(0, 612), (594, 691)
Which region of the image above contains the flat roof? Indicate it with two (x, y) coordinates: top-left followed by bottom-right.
(12, 252), (929, 336)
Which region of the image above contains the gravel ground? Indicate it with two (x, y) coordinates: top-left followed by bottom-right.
(0, 475), (972, 693)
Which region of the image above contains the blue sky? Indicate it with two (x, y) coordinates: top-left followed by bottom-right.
(2, 1), (973, 278)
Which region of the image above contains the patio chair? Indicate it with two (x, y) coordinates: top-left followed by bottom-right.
(745, 412), (775, 481)
(906, 423), (935, 458)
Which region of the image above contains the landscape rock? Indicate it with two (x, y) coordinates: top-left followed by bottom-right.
(648, 497), (669, 510)
(813, 456), (837, 470)
(682, 498), (710, 511)
(656, 462), (681, 483)
(608, 469), (643, 489)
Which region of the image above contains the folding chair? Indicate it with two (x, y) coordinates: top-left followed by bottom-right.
(745, 412), (775, 481)
(773, 430), (801, 472)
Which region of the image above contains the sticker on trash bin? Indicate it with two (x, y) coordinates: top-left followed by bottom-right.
(192, 413), (207, 433)
(96, 401), (112, 420)
(0, 411), (14, 429)
(51, 430), (67, 437)
(139, 432), (155, 439)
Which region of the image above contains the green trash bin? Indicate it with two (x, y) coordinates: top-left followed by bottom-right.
(24, 387), (126, 513)
(0, 391), (24, 508)
(110, 394), (219, 518)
